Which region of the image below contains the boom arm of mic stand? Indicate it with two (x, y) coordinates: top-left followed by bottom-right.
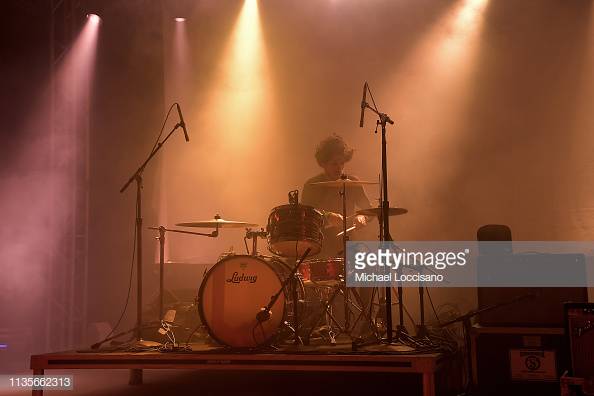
(362, 102), (394, 126)
(120, 123), (185, 194)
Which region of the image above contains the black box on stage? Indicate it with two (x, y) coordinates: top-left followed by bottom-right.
(472, 325), (568, 396)
(477, 253), (587, 327)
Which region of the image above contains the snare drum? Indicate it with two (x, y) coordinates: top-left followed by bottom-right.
(198, 254), (303, 348)
(299, 257), (344, 284)
(267, 204), (324, 257)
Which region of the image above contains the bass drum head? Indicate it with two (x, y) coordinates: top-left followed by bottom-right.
(198, 255), (286, 348)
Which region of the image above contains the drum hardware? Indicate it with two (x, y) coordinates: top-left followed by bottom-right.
(303, 276), (380, 346)
(309, 175), (379, 340)
(303, 283), (344, 345)
(288, 189), (299, 205)
(148, 224), (221, 322)
(158, 310), (178, 348)
(90, 322), (164, 350)
(244, 228), (268, 256)
(119, 103), (190, 344)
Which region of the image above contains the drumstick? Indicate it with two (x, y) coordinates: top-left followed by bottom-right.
(336, 225), (357, 237)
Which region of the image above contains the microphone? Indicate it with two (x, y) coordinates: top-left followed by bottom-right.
(256, 307), (271, 323)
(176, 103), (189, 142)
(359, 81), (367, 128)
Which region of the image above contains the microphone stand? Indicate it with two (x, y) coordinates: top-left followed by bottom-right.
(439, 293), (537, 395)
(359, 82), (405, 343)
(256, 248), (312, 345)
(120, 121), (186, 343)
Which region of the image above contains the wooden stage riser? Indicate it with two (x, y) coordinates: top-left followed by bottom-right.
(31, 352), (444, 396)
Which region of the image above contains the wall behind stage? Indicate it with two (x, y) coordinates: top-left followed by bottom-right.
(156, 0), (594, 324)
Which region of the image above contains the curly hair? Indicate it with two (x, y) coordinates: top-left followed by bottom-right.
(314, 134), (354, 166)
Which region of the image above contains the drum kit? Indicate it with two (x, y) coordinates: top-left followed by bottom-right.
(119, 82), (408, 350)
(159, 183), (408, 349)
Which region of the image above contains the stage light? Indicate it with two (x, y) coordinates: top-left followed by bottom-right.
(382, 0), (490, 224)
(209, 0), (270, 147)
(86, 13), (101, 24)
(174, 17), (186, 22)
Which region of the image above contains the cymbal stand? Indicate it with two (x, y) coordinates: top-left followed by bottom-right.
(337, 176), (380, 339)
(148, 224), (219, 323)
(340, 176), (351, 330)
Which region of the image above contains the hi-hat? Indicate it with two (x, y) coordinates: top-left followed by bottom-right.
(311, 179), (378, 187)
(176, 217), (257, 228)
(356, 207), (408, 217)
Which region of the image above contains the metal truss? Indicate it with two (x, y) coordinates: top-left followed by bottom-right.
(47, 0), (90, 352)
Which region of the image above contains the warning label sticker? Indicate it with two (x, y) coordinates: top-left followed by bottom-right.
(509, 349), (557, 381)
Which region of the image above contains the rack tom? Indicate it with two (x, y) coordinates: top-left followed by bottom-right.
(267, 204), (324, 257)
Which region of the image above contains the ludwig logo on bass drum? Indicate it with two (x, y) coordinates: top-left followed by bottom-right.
(226, 272), (257, 284)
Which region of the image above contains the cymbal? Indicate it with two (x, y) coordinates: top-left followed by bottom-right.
(356, 207), (408, 217)
(176, 218), (258, 228)
(310, 179), (378, 187)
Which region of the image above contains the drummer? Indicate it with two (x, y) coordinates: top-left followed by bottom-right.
(301, 134), (372, 258)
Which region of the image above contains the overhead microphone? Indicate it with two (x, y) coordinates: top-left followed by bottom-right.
(359, 81), (367, 128)
(176, 103), (190, 142)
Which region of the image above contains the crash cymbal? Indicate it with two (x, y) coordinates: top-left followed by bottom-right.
(310, 178), (378, 187)
(356, 207), (408, 217)
(176, 217), (258, 228)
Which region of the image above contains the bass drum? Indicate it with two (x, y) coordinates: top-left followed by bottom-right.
(198, 254), (302, 348)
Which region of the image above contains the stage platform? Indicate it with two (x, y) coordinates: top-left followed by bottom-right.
(30, 342), (451, 396)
